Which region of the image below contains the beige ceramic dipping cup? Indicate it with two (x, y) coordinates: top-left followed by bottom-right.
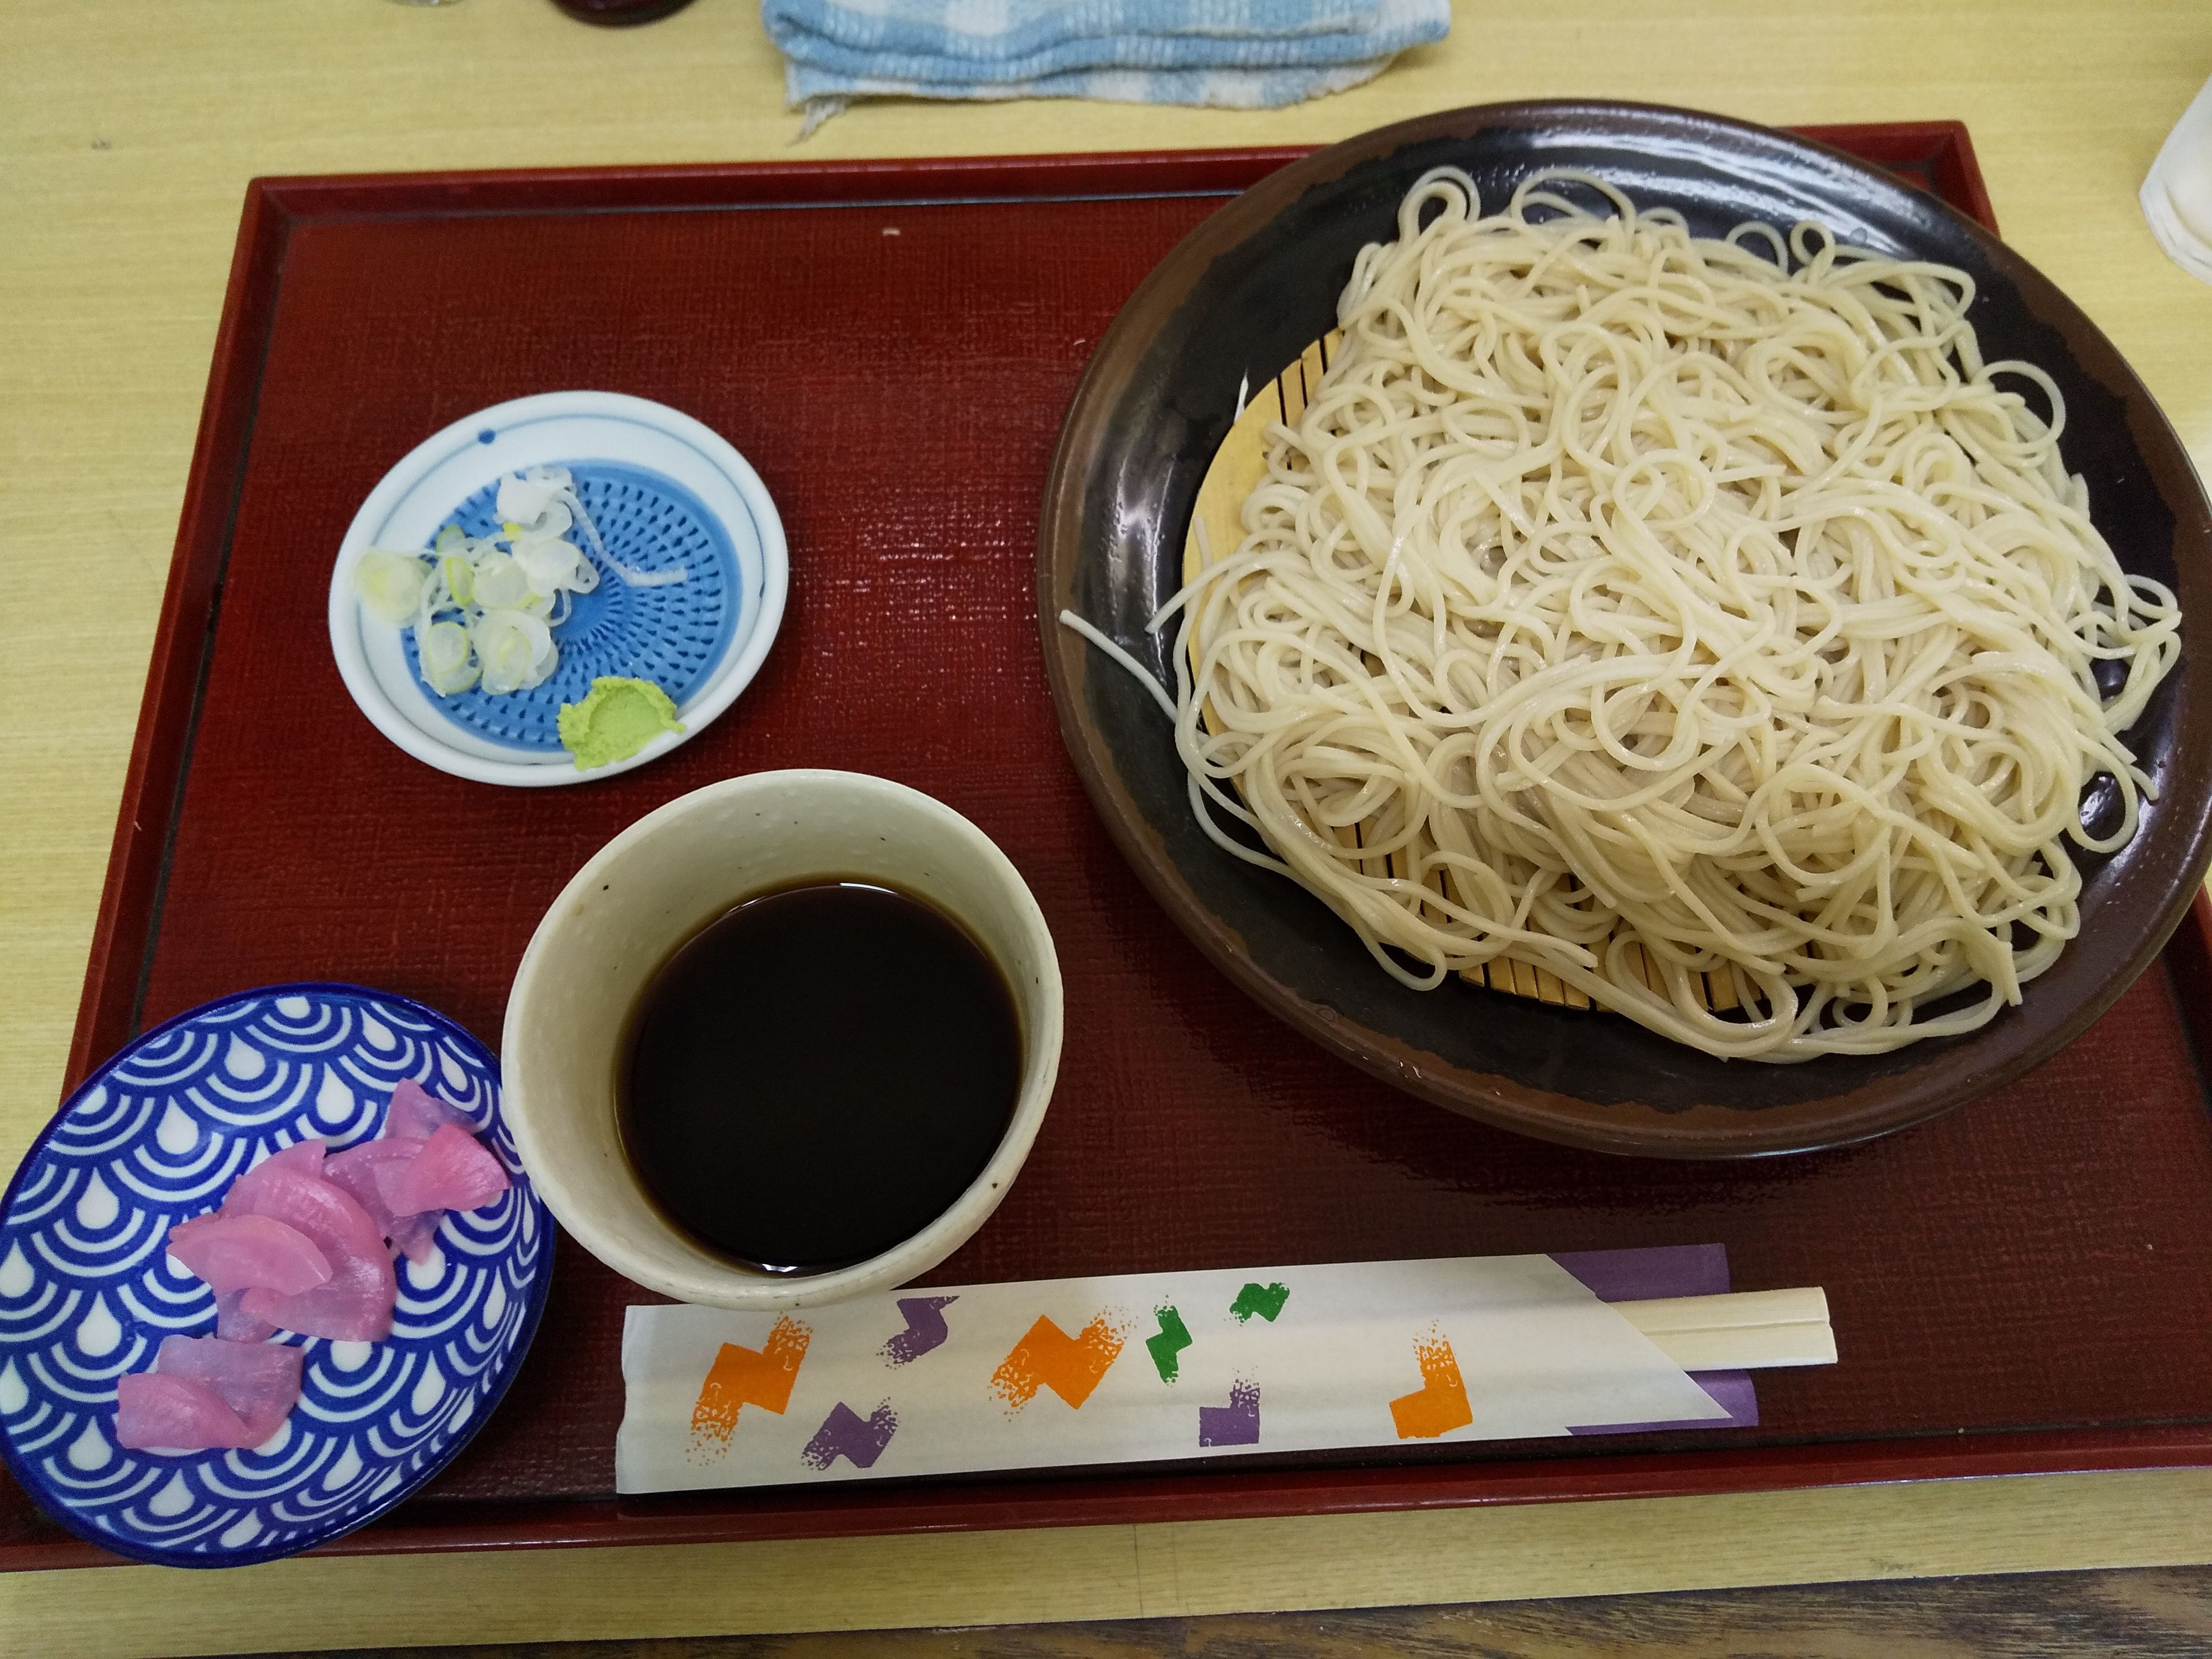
(502, 770), (1063, 1309)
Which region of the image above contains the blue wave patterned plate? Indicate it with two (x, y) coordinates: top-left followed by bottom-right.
(0, 984), (552, 1567)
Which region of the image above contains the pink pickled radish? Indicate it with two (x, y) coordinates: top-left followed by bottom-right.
(232, 1137), (328, 1188)
(326, 1138), (446, 1264)
(384, 1079), (470, 1141)
(223, 1149), (395, 1342)
(151, 1334), (302, 1444)
(237, 1277), (391, 1343)
(214, 1287), (277, 1344)
(387, 1211), (441, 1264)
(166, 1212), (331, 1297)
(119, 1081), (521, 1464)
(386, 1123), (510, 1217)
(325, 1138), (418, 1229)
(115, 1373), (260, 1452)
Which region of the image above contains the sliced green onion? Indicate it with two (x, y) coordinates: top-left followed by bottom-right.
(355, 550), (429, 625)
(471, 608), (556, 695)
(352, 467), (613, 698)
(471, 550), (530, 610)
(441, 552), (475, 608)
(418, 619), (479, 695)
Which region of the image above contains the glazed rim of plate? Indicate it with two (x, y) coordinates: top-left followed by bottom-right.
(1036, 100), (2212, 1157)
(327, 390), (789, 789)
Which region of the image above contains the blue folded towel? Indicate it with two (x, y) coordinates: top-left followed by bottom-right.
(761, 0), (1451, 131)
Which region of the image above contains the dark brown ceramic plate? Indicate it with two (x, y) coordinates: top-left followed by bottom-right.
(1037, 100), (2212, 1159)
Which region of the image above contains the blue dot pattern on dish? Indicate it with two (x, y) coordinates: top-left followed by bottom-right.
(0, 987), (553, 1568)
(402, 461), (742, 753)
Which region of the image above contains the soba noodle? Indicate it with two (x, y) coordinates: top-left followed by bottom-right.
(1069, 167), (2183, 1061)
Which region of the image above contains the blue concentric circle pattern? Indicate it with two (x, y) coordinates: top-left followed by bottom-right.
(0, 984), (553, 1567)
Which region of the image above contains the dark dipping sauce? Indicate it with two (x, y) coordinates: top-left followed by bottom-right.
(619, 881), (1022, 1273)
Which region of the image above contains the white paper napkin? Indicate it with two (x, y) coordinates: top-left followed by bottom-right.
(2144, 76), (2212, 285)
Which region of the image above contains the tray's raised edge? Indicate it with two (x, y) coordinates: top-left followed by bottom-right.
(10, 1418), (2212, 1572)
(93, 124), (1990, 229)
(309, 1420), (2212, 1558)
(239, 149), (1317, 222)
(63, 179), (293, 1092)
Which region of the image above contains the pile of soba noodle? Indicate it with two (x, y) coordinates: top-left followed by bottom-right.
(1139, 169), (2182, 1061)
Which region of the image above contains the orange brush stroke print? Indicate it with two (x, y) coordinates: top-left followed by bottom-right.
(688, 1314), (811, 1460)
(989, 1313), (1123, 1409)
(1389, 1327), (1473, 1439)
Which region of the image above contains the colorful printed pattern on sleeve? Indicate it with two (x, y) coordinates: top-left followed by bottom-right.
(615, 1251), (1746, 1495)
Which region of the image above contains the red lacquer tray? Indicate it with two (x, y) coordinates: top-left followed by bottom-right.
(15, 123), (2212, 1571)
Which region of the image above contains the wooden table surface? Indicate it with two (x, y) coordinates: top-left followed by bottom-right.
(5, 2), (2212, 1655)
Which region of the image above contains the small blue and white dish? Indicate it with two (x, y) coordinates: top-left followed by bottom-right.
(0, 984), (552, 1568)
(327, 390), (789, 787)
